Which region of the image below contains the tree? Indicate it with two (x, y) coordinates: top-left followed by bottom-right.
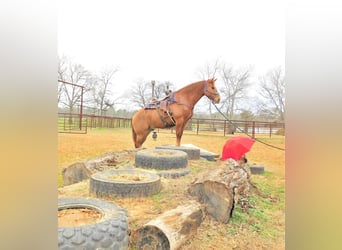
(239, 110), (255, 121)
(58, 56), (92, 114)
(129, 79), (175, 109)
(58, 55), (68, 103)
(129, 79), (152, 108)
(258, 67), (285, 122)
(91, 67), (119, 116)
(196, 58), (221, 80)
(154, 81), (174, 99)
(219, 64), (252, 120)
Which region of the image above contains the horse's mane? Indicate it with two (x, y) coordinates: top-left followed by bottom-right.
(175, 79), (215, 93)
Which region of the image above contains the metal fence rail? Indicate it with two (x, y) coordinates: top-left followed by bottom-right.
(86, 115), (131, 129)
(58, 113), (87, 134)
(58, 114), (284, 138)
(183, 118), (285, 137)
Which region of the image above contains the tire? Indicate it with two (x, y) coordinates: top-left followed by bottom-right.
(58, 197), (129, 250)
(250, 165), (265, 174)
(154, 167), (192, 179)
(90, 169), (161, 198)
(155, 145), (200, 160)
(135, 149), (188, 170)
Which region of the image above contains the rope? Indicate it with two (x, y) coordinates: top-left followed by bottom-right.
(212, 103), (285, 151)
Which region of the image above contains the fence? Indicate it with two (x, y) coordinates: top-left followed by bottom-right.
(58, 80), (86, 134)
(183, 118), (285, 137)
(58, 114), (284, 138)
(58, 113), (87, 134)
(86, 115), (131, 128)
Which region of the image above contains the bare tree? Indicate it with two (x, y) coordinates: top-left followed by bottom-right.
(58, 56), (68, 103)
(91, 67), (119, 116)
(219, 64), (252, 119)
(58, 55), (68, 81)
(58, 57), (92, 114)
(196, 58), (221, 80)
(129, 79), (152, 108)
(128, 79), (175, 109)
(154, 81), (175, 99)
(258, 66), (285, 122)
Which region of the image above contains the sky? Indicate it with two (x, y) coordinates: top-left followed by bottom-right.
(58, 0), (285, 101)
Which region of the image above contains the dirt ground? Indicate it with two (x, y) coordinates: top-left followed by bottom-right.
(58, 129), (285, 249)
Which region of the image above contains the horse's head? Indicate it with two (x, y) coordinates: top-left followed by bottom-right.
(204, 78), (220, 103)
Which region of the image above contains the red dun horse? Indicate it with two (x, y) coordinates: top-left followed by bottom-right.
(131, 78), (220, 148)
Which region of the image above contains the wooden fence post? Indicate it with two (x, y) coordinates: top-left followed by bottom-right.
(196, 119), (199, 135)
(252, 121), (255, 138)
(223, 120), (226, 136)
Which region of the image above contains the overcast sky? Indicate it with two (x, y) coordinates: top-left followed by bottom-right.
(58, 0), (285, 97)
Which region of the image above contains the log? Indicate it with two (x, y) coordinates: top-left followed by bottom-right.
(135, 201), (203, 250)
(62, 162), (92, 185)
(188, 164), (251, 223)
(61, 150), (138, 186)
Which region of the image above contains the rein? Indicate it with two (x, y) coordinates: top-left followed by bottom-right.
(212, 102), (285, 151)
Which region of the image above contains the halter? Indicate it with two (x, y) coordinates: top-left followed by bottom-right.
(204, 80), (220, 100)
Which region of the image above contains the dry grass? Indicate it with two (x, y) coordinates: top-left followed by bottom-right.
(58, 128), (285, 249)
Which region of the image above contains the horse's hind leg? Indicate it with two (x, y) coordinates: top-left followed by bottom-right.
(135, 129), (151, 148)
(132, 110), (151, 148)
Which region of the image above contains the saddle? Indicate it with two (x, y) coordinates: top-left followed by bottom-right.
(144, 94), (176, 127)
(144, 94), (172, 111)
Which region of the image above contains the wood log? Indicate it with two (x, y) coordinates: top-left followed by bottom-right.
(135, 201), (203, 250)
(62, 162), (92, 185)
(188, 165), (250, 223)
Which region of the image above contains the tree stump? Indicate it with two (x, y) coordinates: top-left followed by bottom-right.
(135, 201), (203, 250)
(188, 163), (251, 223)
(62, 162), (92, 185)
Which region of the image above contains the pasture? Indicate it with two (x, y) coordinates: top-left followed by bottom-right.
(58, 128), (285, 249)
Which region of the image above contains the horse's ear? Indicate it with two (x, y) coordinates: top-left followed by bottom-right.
(213, 78), (217, 82)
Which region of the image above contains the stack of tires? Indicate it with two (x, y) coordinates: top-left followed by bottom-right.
(135, 149), (191, 178)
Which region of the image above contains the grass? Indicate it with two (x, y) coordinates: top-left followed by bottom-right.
(58, 127), (285, 249)
(230, 170), (285, 244)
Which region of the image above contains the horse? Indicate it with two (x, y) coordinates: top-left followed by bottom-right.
(131, 78), (220, 148)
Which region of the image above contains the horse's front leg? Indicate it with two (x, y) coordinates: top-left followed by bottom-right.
(175, 123), (185, 147)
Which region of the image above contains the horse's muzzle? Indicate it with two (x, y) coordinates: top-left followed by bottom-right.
(214, 96), (220, 103)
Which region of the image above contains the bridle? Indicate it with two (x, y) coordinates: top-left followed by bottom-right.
(204, 80), (220, 101)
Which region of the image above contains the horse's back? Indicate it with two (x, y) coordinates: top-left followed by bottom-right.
(132, 108), (145, 124)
